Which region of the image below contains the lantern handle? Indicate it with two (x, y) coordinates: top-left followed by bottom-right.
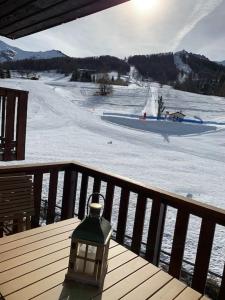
(86, 193), (105, 217)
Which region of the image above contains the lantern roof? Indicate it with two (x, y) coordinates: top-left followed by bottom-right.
(72, 216), (112, 245)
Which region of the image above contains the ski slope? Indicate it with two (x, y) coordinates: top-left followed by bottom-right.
(0, 74), (225, 274)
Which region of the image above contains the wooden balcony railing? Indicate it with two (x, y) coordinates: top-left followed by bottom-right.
(0, 161), (224, 299)
(0, 87), (28, 161)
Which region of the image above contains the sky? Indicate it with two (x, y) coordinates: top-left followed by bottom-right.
(1, 0), (225, 61)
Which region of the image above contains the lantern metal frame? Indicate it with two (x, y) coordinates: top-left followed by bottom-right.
(65, 193), (112, 288)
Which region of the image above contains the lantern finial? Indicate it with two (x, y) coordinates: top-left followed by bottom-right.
(89, 203), (102, 217)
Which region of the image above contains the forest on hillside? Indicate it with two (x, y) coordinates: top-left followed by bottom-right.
(0, 55), (130, 75)
(128, 53), (178, 84)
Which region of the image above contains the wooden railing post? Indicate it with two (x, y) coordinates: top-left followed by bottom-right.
(16, 91), (28, 160)
(131, 193), (147, 254)
(116, 188), (130, 244)
(169, 209), (190, 278)
(78, 174), (89, 220)
(46, 170), (59, 224)
(92, 178), (101, 202)
(145, 197), (167, 265)
(3, 91), (15, 161)
(192, 218), (216, 293)
(0, 96), (5, 141)
(31, 171), (43, 228)
(103, 182), (115, 222)
(61, 168), (78, 220)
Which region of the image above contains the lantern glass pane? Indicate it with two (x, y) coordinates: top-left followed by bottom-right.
(77, 243), (86, 257)
(85, 261), (95, 275)
(87, 245), (97, 260)
(76, 258), (85, 272)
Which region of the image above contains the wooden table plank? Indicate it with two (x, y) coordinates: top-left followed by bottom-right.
(93, 264), (160, 300)
(0, 239), (117, 283)
(121, 271), (172, 300)
(0, 221), (79, 253)
(0, 225), (76, 262)
(33, 256), (148, 300)
(0, 238), (71, 273)
(174, 287), (202, 300)
(1, 247), (136, 300)
(0, 218), (78, 245)
(148, 278), (186, 300)
(1, 257), (69, 296)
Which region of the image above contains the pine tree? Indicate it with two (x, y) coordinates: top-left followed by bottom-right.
(157, 96), (165, 119)
(0, 69), (5, 78)
(6, 69), (11, 78)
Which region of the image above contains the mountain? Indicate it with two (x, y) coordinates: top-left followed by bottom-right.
(219, 61), (225, 66)
(0, 40), (66, 62)
(128, 51), (225, 96)
(2, 44), (225, 96)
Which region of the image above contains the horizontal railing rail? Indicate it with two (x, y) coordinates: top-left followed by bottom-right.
(0, 160), (224, 299)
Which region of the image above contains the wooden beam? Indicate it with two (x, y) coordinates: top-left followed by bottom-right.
(0, 0), (130, 39)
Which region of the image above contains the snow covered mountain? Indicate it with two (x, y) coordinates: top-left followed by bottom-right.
(0, 40), (66, 62)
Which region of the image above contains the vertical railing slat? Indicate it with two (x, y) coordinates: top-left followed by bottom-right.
(61, 168), (78, 220)
(31, 172), (43, 228)
(46, 170), (59, 224)
(16, 92), (28, 160)
(219, 264), (225, 300)
(103, 182), (115, 222)
(192, 218), (216, 293)
(116, 188), (130, 244)
(169, 209), (190, 278)
(92, 177), (101, 202)
(78, 174), (89, 220)
(145, 197), (167, 265)
(131, 193), (147, 254)
(4, 91), (16, 161)
(1, 96), (5, 140)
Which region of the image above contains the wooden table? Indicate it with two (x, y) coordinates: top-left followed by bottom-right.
(0, 218), (208, 300)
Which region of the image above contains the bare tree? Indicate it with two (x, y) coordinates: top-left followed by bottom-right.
(97, 74), (113, 96)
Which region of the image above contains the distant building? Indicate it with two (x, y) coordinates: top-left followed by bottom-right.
(168, 111), (186, 122)
(71, 69), (96, 82)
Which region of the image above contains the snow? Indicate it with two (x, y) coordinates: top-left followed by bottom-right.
(0, 74), (225, 275)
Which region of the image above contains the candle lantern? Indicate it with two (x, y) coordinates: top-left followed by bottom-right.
(65, 193), (112, 287)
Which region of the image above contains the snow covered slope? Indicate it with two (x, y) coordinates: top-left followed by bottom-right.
(0, 40), (66, 62)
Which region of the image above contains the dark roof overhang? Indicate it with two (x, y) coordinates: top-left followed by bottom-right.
(0, 0), (129, 39)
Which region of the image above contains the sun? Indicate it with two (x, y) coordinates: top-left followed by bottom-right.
(133, 0), (158, 11)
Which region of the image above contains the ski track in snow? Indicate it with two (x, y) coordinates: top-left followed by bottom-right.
(0, 75), (225, 274)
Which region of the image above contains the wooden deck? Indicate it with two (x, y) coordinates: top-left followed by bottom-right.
(0, 219), (207, 300)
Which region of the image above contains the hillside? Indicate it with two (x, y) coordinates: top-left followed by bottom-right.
(128, 51), (225, 96)
(0, 40), (66, 62)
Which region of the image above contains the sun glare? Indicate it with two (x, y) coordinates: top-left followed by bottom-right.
(133, 0), (158, 11)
